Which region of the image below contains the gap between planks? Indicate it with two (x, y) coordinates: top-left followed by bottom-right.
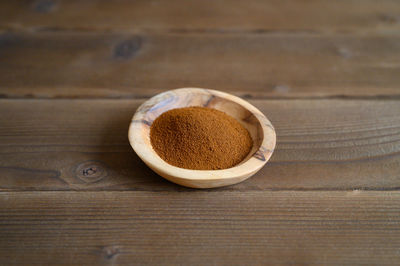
(1, 94), (400, 101)
(3, 27), (400, 36)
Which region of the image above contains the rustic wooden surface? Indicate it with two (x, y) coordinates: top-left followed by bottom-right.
(1, 99), (399, 191)
(1, 32), (400, 99)
(1, 191), (400, 265)
(0, 0), (400, 265)
(1, 0), (400, 33)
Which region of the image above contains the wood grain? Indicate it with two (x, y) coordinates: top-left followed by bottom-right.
(0, 98), (399, 191)
(1, 0), (399, 33)
(0, 191), (399, 265)
(1, 32), (400, 99)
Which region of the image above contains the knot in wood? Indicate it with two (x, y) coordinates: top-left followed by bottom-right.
(113, 37), (142, 59)
(102, 246), (120, 260)
(75, 161), (107, 183)
(33, 0), (57, 13)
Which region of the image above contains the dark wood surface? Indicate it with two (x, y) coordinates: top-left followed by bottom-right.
(1, 191), (400, 265)
(1, 32), (400, 99)
(1, 0), (400, 33)
(1, 99), (400, 191)
(1, 0), (400, 265)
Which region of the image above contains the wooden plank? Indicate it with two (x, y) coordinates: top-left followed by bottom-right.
(1, 32), (400, 99)
(0, 191), (399, 265)
(0, 98), (399, 191)
(1, 0), (400, 33)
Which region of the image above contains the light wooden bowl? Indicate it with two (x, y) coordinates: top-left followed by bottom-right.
(128, 88), (276, 188)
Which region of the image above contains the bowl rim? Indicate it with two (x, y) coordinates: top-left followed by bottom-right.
(128, 88), (276, 181)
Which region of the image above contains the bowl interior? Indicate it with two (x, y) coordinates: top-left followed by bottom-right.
(136, 89), (263, 166)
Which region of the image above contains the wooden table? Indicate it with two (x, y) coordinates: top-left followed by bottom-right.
(1, 1), (400, 265)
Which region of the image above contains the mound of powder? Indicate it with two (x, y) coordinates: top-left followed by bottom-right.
(150, 106), (253, 170)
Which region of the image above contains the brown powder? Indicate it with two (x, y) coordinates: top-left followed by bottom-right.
(150, 106), (253, 170)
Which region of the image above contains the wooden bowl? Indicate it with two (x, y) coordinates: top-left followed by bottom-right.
(128, 88), (276, 188)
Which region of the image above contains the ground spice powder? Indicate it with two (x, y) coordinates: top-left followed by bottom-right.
(150, 107), (253, 170)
